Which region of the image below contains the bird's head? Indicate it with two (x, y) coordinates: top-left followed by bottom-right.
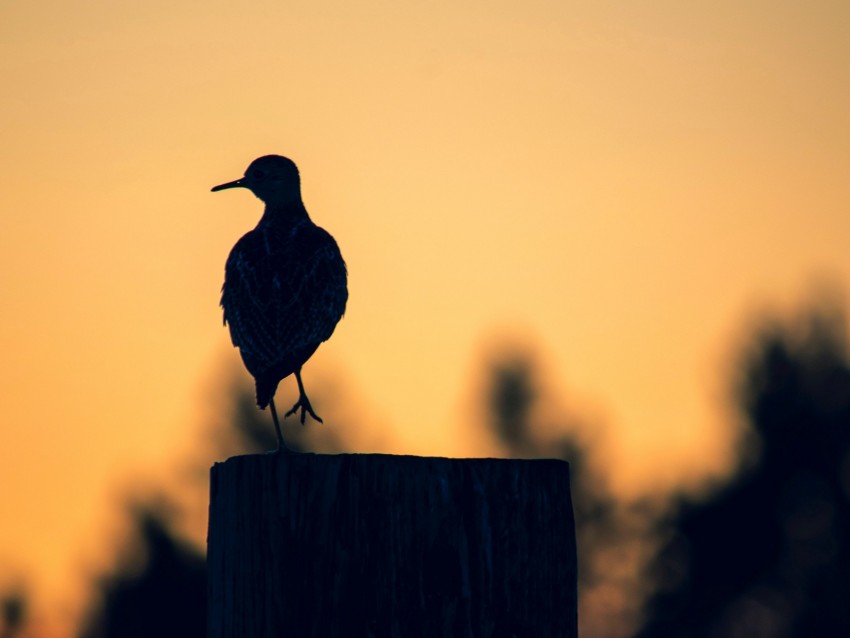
(212, 155), (301, 206)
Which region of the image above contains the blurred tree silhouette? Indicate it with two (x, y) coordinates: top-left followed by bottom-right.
(483, 348), (659, 638)
(636, 298), (850, 638)
(0, 586), (26, 638)
(77, 504), (205, 638)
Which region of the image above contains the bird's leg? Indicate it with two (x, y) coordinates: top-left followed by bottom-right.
(268, 399), (290, 453)
(285, 369), (324, 425)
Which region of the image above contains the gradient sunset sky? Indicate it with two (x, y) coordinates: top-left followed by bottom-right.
(2, 0), (850, 632)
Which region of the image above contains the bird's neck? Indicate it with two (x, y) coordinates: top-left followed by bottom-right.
(259, 201), (310, 228)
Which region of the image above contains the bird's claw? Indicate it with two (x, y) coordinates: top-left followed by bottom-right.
(285, 395), (324, 425)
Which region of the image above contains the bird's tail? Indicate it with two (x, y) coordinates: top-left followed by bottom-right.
(255, 377), (280, 410)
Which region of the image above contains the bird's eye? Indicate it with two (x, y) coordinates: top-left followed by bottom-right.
(253, 169), (265, 180)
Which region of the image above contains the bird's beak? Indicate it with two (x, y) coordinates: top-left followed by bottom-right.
(211, 178), (245, 192)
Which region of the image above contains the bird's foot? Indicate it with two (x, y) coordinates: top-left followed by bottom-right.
(285, 393), (324, 425)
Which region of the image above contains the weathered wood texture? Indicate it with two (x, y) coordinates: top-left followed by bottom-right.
(208, 453), (576, 638)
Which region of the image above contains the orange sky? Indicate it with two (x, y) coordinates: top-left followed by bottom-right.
(2, 0), (850, 632)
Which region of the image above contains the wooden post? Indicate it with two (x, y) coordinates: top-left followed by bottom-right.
(208, 453), (577, 637)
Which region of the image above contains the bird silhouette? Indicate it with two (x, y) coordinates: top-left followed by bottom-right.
(212, 155), (347, 452)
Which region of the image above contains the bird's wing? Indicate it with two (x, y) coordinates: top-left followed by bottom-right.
(290, 227), (348, 345)
(221, 226), (347, 376)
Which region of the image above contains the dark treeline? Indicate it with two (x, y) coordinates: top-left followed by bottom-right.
(636, 299), (850, 637)
(2, 297), (850, 637)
